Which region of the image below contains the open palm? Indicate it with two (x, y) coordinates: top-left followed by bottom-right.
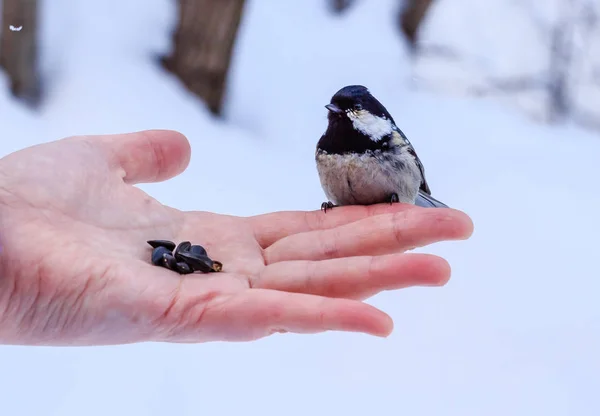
(0, 130), (473, 346)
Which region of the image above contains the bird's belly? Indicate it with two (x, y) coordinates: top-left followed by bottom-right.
(316, 152), (416, 206)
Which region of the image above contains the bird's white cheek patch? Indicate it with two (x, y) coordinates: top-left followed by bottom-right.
(347, 110), (393, 142)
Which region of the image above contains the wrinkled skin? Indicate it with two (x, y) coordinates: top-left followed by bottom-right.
(0, 130), (473, 346)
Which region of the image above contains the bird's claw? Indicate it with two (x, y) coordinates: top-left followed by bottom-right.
(321, 201), (336, 213)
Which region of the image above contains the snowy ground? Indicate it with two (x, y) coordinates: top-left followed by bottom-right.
(1, 0), (599, 415)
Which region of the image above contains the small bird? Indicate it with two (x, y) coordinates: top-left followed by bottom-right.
(9, 25), (23, 32)
(315, 85), (448, 211)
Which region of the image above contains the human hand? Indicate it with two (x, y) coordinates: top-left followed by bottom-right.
(0, 130), (473, 346)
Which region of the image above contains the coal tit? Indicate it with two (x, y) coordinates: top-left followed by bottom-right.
(315, 85), (448, 211)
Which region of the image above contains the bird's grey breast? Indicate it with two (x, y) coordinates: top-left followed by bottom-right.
(315, 148), (421, 206)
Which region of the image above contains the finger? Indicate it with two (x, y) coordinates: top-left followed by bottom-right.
(255, 253), (450, 300)
(250, 203), (419, 248)
(200, 289), (394, 341)
(265, 208), (474, 263)
(90, 129), (191, 184)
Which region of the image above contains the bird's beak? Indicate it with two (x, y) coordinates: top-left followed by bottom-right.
(325, 103), (343, 114)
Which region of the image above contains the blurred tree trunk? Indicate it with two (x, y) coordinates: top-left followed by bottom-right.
(0, 0), (40, 106)
(399, 0), (434, 49)
(161, 0), (246, 116)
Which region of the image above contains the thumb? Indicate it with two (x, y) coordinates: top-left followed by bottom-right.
(91, 129), (191, 184)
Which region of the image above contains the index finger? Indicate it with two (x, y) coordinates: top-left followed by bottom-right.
(264, 208), (474, 263)
(250, 203), (419, 248)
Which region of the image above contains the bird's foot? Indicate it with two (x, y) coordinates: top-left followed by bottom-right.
(388, 193), (399, 204)
(321, 201), (336, 213)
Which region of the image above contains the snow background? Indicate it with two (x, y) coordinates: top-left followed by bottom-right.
(1, 0), (599, 415)
(413, 0), (600, 125)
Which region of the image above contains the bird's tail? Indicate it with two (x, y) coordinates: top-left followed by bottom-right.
(415, 191), (449, 208)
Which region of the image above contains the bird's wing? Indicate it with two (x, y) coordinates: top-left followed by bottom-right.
(392, 126), (431, 195)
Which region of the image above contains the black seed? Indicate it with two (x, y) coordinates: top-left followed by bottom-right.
(210, 260), (223, 273)
(175, 251), (214, 273)
(175, 262), (194, 274)
(173, 241), (192, 260)
(162, 253), (178, 271)
(151, 246), (171, 266)
(147, 240), (176, 251)
(189, 245), (207, 257)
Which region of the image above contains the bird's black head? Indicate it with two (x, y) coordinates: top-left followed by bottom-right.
(325, 85), (395, 123)
(318, 85), (398, 154)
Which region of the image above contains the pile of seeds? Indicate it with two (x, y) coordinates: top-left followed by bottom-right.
(147, 240), (223, 274)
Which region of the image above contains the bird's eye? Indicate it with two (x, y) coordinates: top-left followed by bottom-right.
(354, 104), (363, 111)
